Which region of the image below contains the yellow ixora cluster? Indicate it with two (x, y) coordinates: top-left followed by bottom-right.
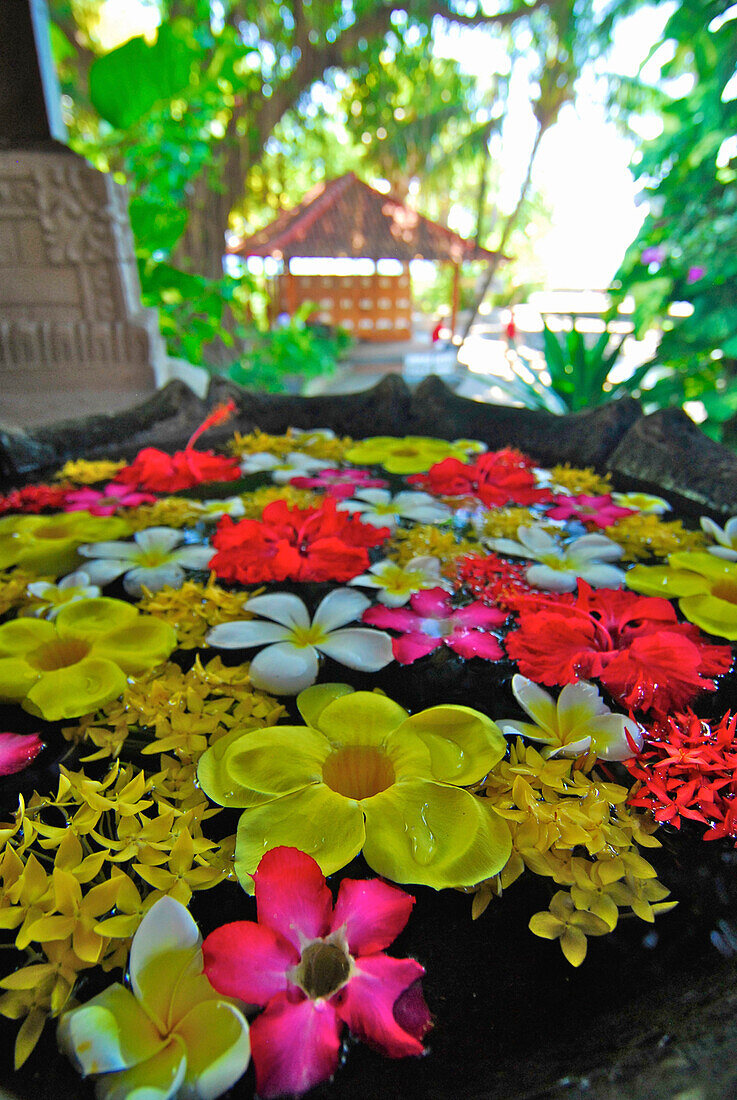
(227, 427), (351, 463)
(473, 739), (675, 966)
(136, 575), (261, 649)
(603, 512), (706, 561)
(390, 524), (478, 572)
(0, 755), (235, 1069)
(548, 464), (613, 496)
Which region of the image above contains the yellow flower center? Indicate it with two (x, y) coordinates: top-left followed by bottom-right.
(292, 940), (351, 1000)
(136, 549), (172, 568)
(33, 523), (74, 540)
(385, 566), (425, 595)
(322, 745), (395, 800)
(289, 623), (329, 648)
(712, 579), (737, 605)
(390, 447), (420, 458)
(29, 638), (90, 671)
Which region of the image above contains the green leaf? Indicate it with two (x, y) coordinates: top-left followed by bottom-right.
(89, 25), (197, 130)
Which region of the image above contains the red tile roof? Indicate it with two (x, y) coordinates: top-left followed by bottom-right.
(229, 173), (499, 263)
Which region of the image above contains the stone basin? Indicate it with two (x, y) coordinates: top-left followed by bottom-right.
(2, 374), (737, 1100)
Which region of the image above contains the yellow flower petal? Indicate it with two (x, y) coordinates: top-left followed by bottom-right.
(528, 912), (564, 940)
(58, 983), (165, 1075)
(94, 1037), (187, 1100)
(174, 999), (250, 1098)
(90, 618), (177, 675)
(24, 658), (126, 721)
(0, 617), (57, 657)
(315, 691), (408, 746)
(200, 726), (329, 809)
(560, 926), (588, 967)
(0, 657), (39, 701)
(625, 564), (708, 598)
(362, 780), (512, 889)
(56, 598), (138, 638)
(679, 592), (737, 640)
(234, 784), (365, 892)
(296, 682), (354, 727)
(398, 704), (506, 784)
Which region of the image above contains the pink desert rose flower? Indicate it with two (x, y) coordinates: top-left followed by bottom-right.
(202, 846), (431, 1099)
(546, 494), (635, 529)
(63, 483), (156, 515)
(363, 586), (506, 664)
(0, 731), (43, 777)
(288, 467), (389, 499)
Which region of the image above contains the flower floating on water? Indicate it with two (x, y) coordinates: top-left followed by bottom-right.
(58, 895), (251, 1100)
(546, 493), (635, 529)
(54, 458), (126, 484)
(345, 435), (483, 475)
(0, 731), (43, 776)
(528, 890), (609, 967)
(62, 483), (156, 515)
(0, 597), (176, 720)
(239, 450), (333, 482)
(498, 675), (643, 761)
(505, 581), (732, 713)
(626, 551), (737, 639)
(409, 448), (551, 508)
(363, 587), (506, 664)
(114, 401), (241, 492)
(25, 571), (102, 619)
(489, 526), (625, 592)
(202, 846), (431, 1098)
(207, 589), (393, 695)
(78, 527), (213, 598)
(700, 515), (737, 561)
(0, 512), (130, 578)
(349, 555), (452, 606)
(198, 683), (511, 890)
(288, 466), (388, 498)
(625, 709), (737, 842)
(338, 489), (451, 528)
(611, 491), (671, 515)
(0, 484), (71, 515)
(209, 499), (390, 585)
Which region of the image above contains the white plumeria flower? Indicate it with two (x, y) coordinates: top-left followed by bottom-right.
(238, 451), (332, 482)
(181, 496), (246, 522)
(337, 489), (451, 529)
(26, 571), (101, 619)
(612, 491), (671, 515)
(498, 675), (643, 761)
(348, 555), (453, 607)
(206, 588), (393, 695)
(78, 527), (213, 598)
(700, 515), (737, 561)
(488, 525), (625, 592)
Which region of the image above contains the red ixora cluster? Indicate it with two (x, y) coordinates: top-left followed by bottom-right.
(625, 711), (737, 843)
(113, 400), (241, 492)
(454, 552), (532, 609)
(209, 498), (390, 584)
(407, 448), (552, 507)
(0, 484), (70, 515)
(504, 581), (733, 714)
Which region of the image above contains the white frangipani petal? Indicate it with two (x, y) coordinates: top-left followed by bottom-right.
(130, 897), (201, 1003)
(207, 621), (289, 649)
(79, 559), (131, 586)
(134, 527), (184, 554)
(312, 588), (371, 633)
(248, 641), (320, 695)
(316, 627), (393, 671)
(244, 592), (310, 630)
(79, 540), (140, 561)
(171, 546), (215, 570)
(123, 564), (185, 596)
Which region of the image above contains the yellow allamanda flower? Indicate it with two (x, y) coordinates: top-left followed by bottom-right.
(345, 434), (484, 474)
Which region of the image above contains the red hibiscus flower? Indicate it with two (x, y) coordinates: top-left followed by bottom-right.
(202, 847), (431, 1098)
(505, 581), (732, 713)
(114, 400), (241, 492)
(625, 710), (737, 843)
(408, 448), (551, 507)
(363, 586), (506, 664)
(0, 484), (70, 515)
(209, 498), (390, 584)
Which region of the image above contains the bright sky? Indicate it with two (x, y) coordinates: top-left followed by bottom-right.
(93, 0), (671, 291)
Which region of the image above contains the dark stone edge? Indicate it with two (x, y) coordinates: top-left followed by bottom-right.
(2, 375), (735, 514)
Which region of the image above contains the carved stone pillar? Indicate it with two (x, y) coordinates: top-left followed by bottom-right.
(0, 0), (163, 427)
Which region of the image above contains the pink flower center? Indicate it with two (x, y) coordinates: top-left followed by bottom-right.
(418, 617), (453, 638)
(322, 745), (395, 800)
(292, 940), (351, 1000)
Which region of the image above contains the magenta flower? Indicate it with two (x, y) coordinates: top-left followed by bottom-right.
(202, 847), (430, 1098)
(546, 493), (635, 529)
(641, 245), (666, 265)
(0, 731), (43, 777)
(288, 467), (389, 500)
(63, 483), (156, 515)
(687, 265), (706, 284)
(363, 586), (506, 664)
